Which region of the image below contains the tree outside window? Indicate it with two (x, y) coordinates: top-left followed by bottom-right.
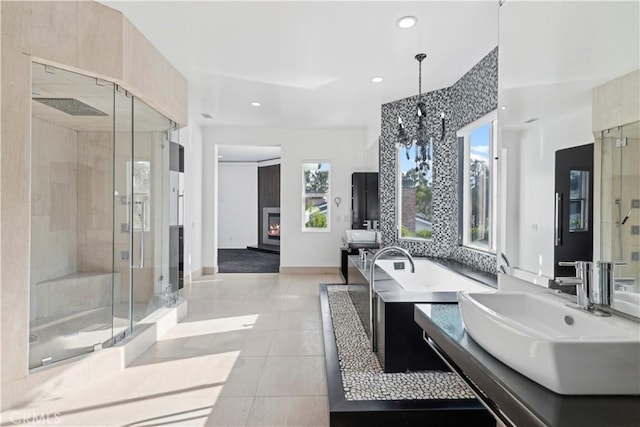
(302, 162), (330, 231)
(398, 144), (433, 240)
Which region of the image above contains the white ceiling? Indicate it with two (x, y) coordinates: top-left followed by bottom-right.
(101, 1), (499, 131)
(499, 1), (639, 130)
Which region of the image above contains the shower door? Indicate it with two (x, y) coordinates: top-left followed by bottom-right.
(129, 98), (171, 329)
(114, 92), (172, 336)
(601, 121), (640, 291)
(113, 85), (134, 339)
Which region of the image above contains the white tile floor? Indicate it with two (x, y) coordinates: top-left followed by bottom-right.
(3, 273), (340, 426)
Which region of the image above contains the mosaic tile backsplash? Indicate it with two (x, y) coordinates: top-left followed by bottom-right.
(379, 47), (498, 273)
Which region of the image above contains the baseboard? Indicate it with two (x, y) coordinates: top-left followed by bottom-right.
(202, 266), (217, 275)
(186, 268), (203, 282)
(202, 265), (337, 275)
(279, 266), (340, 274)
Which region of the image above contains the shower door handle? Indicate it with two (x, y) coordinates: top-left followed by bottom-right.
(133, 200), (145, 269)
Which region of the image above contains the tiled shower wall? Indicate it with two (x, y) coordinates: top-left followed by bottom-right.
(379, 47), (498, 273)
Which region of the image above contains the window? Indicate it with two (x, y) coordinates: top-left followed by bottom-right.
(302, 162), (330, 231)
(128, 160), (151, 231)
(458, 111), (497, 252)
(398, 144), (433, 240)
(569, 170), (589, 231)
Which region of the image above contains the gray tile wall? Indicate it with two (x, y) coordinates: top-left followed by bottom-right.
(379, 47), (498, 273)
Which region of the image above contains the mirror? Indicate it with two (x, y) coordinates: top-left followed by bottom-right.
(302, 162), (331, 231)
(498, 0), (639, 304)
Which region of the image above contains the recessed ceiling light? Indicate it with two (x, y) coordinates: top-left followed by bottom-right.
(218, 155), (223, 158)
(500, 105), (507, 110)
(201, 113), (213, 119)
(396, 16), (417, 29)
(371, 76), (384, 83)
(251, 101), (261, 107)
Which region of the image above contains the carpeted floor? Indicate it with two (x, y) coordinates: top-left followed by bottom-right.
(218, 249), (280, 273)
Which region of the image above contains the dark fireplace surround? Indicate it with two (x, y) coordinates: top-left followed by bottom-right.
(262, 207), (280, 246)
(257, 163), (281, 249)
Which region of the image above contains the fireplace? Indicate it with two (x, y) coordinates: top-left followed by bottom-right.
(262, 207), (280, 246)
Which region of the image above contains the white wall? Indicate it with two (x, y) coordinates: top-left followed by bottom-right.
(503, 107), (593, 277)
(181, 124), (204, 277)
(218, 163), (258, 249)
(365, 110), (381, 170)
(202, 128), (372, 269)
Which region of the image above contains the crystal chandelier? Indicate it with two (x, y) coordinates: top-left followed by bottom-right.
(396, 53), (445, 176)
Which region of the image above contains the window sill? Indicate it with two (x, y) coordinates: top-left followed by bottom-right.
(459, 245), (496, 257)
(398, 236), (433, 243)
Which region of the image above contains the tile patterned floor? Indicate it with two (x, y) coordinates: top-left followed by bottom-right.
(327, 285), (475, 401)
(2, 273), (339, 427)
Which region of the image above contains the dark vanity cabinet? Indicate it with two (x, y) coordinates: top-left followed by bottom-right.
(169, 141), (184, 291)
(351, 172), (379, 229)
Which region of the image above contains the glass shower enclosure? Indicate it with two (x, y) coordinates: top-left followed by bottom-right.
(29, 62), (177, 369)
(600, 121), (640, 297)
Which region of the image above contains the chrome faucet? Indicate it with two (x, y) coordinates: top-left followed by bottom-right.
(558, 261), (594, 311)
(557, 261), (611, 316)
(594, 261), (625, 307)
(368, 246), (415, 352)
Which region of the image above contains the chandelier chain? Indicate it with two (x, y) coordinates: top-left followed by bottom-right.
(418, 59), (422, 95)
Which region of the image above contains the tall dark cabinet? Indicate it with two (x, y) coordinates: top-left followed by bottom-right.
(169, 141), (184, 291)
(351, 172), (379, 229)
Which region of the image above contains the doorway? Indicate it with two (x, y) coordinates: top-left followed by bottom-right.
(216, 145), (281, 273)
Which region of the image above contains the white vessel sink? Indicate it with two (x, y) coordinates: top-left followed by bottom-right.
(458, 291), (640, 395)
(344, 229), (378, 243)
(613, 290), (640, 318)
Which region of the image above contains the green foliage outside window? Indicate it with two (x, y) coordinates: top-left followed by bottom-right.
(402, 168), (433, 220)
(304, 170), (329, 194)
(305, 203), (327, 228)
(401, 226), (432, 239)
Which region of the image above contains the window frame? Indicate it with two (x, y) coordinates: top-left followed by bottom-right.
(301, 161), (331, 232)
(457, 110), (498, 253)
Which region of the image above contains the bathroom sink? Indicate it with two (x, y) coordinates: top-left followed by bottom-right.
(344, 229), (378, 242)
(458, 291), (640, 395)
(613, 290), (640, 317)
(342, 230), (380, 248)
